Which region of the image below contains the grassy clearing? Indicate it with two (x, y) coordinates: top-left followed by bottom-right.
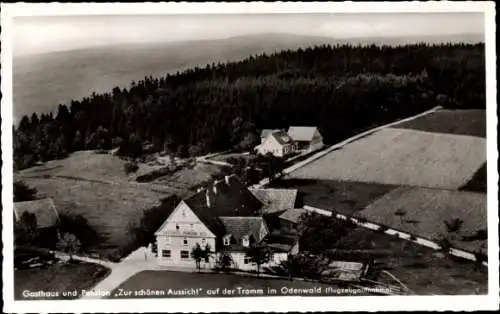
(460, 162), (487, 193)
(210, 152), (252, 163)
(14, 261), (110, 300)
(109, 270), (356, 298)
(16, 152), (228, 260)
(361, 187), (487, 254)
(288, 128), (486, 190)
(17, 151), (177, 259)
(19, 150), (131, 184)
(19, 177), (170, 259)
(270, 178), (397, 216)
(391, 109), (486, 138)
(154, 162), (230, 191)
(336, 228), (487, 295)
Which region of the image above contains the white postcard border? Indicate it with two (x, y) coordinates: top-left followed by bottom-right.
(2, 2), (498, 313)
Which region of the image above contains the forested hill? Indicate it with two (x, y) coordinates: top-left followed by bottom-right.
(14, 43), (485, 170)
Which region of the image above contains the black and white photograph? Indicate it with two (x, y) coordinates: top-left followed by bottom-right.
(1, 2), (498, 313)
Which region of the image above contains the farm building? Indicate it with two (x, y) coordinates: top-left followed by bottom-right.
(254, 130), (296, 157)
(152, 174), (299, 270)
(14, 198), (60, 248)
(287, 126), (324, 152)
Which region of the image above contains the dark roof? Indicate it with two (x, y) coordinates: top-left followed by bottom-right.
(271, 130), (294, 145)
(250, 188), (298, 214)
(183, 175), (264, 236)
(266, 232), (299, 253)
(219, 216), (267, 242)
(287, 126), (320, 142)
(261, 129), (280, 138)
(14, 198), (59, 228)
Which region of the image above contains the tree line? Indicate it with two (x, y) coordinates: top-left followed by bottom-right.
(14, 43), (485, 170)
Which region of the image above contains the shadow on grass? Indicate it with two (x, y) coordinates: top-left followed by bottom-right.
(459, 162), (486, 193)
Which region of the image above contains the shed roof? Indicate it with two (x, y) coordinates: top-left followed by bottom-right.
(279, 208), (308, 224)
(250, 188), (298, 214)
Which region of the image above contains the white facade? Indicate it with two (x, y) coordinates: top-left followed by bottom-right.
(224, 251), (290, 271)
(255, 135), (295, 157)
(154, 201), (216, 268)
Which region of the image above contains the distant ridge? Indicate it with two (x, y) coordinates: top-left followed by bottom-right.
(13, 32), (483, 121)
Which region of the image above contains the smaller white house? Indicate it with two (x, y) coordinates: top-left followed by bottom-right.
(254, 130), (296, 157)
(287, 126), (324, 152)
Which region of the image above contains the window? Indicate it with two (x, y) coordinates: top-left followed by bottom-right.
(223, 237), (231, 246)
(176, 224), (180, 230)
(182, 210), (186, 217)
(244, 257), (252, 264)
(183, 238), (188, 246)
(242, 237), (250, 247)
(162, 250), (171, 257)
(202, 238), (206, 244)
(151, 243), (157, 254)
(180, 250), (189, 259)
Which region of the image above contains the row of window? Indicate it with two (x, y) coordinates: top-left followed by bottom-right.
(161, 250), (253, 264)
(157, 238), (207, 246)
(160, 250), (190, 259)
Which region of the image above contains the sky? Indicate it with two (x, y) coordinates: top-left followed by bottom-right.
(13, 13), (485, 56)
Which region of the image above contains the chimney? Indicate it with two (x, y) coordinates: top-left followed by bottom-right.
(205, 190), (211, 207)
(225, 175), (230, 185)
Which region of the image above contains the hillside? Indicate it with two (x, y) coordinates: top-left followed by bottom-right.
(13, 33), (341, 121)
(13, 41), (485, 170)
(13, 32), (484, 121)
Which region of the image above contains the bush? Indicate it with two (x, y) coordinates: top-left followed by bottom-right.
(378, 225), (389, 232)
(124, 161), (139, 174)
(58, 213), (100, 250)
(13, 180), (38, 202)
(136, 166), (176, 182)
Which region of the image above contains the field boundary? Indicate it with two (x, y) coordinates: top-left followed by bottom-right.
(252, 106), (442, 188)
(302, 205), (488, 267)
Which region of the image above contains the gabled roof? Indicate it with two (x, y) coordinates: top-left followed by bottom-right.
(270, 130), (294, 145)
(279, 208), (308, 224)
(182, 175), (263, 236)
(14, 198), (59, 228)
(219, 216), (267, 243)
(250, 188), (298, 214)
(261, 129), (280, 138)
(287, 126), (320, 142)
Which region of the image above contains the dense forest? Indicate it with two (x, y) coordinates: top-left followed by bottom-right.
(14, 43), (485, 170)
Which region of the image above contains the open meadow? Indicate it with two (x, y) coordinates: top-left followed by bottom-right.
(287, 127), (486, 190)
(335, 228), (487, 295)
(269, 178), (398, 216)
(16, 151), (227, 260)
(392, 109), (486, 138)
(360, 187), (487, 254)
